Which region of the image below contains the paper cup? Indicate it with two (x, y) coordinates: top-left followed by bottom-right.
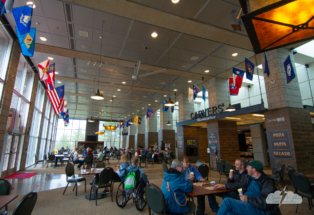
(190, 172), (194, 176)
(238, 188), (243, 195)
(230, 169), (234, 173)
(210, 181), (216, 185)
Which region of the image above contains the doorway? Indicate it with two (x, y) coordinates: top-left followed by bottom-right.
(1, 133), (21, 177)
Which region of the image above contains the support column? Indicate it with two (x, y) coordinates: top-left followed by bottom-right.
(127, 124), (136, 149)
(145, 114), (158, 149)
(177, 93), (194, 122)
(207, 77), (229, 110)
(135, 115), (145, 149)
(250, 124), (268, 166)
(121, 135), (127, 149)
(263, 48), (314, 174)
(86, 120), (99, 141)
(158, 106), (175, 151)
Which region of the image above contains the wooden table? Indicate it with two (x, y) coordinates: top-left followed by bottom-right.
(0, 195), (18, 210)
(304, 173), (314, 179)
(81, 169), (106, 200)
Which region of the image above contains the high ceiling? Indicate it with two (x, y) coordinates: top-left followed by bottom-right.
(3, 0), (299, 121)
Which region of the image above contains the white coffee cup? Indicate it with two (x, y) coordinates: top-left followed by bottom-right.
(230, 169), (234, 173)
(238, 188), (243, 195)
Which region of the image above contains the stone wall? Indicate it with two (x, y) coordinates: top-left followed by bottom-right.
(135, 133), (145, 149)
(158, 129), (175, 151)
(85, 120), (99, 141)
(145, 132), (158, 149)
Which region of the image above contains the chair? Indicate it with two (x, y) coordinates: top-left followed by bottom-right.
(139, 154), (148, 168)
(11, 191), (37, 215)
(127, 153), (132, 164)
(94, 162), (105, 168)
(90, 167), (114, 205)
(292, 172), (314, 213)
(162, 161), (168, 172)
(158, 153), (164, 164)
(217, 161), (228, 183)
(218, 158), (225, 165)
(46, 154), (55, 168)
(84, 155), (93, 169)
(146, 153), (154, 167)
(104, 153), (110, 165)
(0, 179), (12, 211)
(287, 166), (314, 188)
(198, 164), (209, 180)
(61, 153), (71, 166)
(63, 163), (86, 196)
(224, 162), (233, 173)
(34, 154), (44, 167)
(271, 163), (286, 188)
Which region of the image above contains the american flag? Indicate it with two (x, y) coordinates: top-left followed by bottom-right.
(151, 109), (155, 117)
(47, 85), (64, 114)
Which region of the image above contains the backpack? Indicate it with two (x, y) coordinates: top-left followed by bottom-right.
(124, 171), (137, 194)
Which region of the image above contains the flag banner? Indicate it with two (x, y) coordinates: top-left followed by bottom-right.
(245, 57), (255, 81)
(126, 119), (130, 127)
(122, 123), (125, 128)
(264, 53), (270, 77)
(193, 84), (199, 100)
(229, 78), (239, 96)
(151, 109), (155, 117)
(45, 63), (55, 90)
(16, 26), (35, 57)
(202, 85), (206, 101)
(0, 0), (14, 15)
(63, 100), (67, 111)
(163, 100), (169, 112)
(61, 109), (69, 126)
(134, 116), (139, 124)
(232, 67), (245, 88)
(284, 55), (296, 84)
(138, 117), (141, 124)
(38, 59), (50, 81)
(46, 85), (64, 115)
(64, 112), (69, 127)
(12, 5), (33, 35)
(146, 108), (151, 119)
(171, 106), (174, 113)
(120, 122), (123, 128)
(188, 87), (193, 103)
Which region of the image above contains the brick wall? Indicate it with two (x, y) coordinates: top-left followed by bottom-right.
(85, 120), (99, 141)
(145, 132), (158, 149)
(183, 126), (208, 162)
(158, 129), (175, 151)
(128, 135), (135, 149)
(135, 133), (145, 149)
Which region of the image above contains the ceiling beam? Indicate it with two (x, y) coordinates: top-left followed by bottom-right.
(35, 44), (212, 81)
(67, 102), (154, 112)
(65, 0), (252, 50)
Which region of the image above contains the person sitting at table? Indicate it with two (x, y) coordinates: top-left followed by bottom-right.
(125, 147), (130, 155)
(214, 160), (281, 215)
(182, 156), (206, 182)
(143, 148), (150, 155)
(73, 148), (84, 169)
(114, 154), (129, 178)
(119, 157), (149, 184)
(94, 148), (103, 161)
(206, 158), (248, 214)
(83, 147), (89, 156)
(161, 159), (195, 215)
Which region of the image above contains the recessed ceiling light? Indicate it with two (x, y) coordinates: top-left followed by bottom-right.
(48, 57), (54, 60)
(55, 72), (59, 74)
(117, 89), (121, 91)
(132, 113), (134, 114)
(164, 95), (167, 97)
(137, 110), (139, 112)
(110, 100), (112, 102)
(232, 53), (238, 57)
(35, 22), (39, 25)
(191, 56), (199, 61)
(172, 0), (180, 3)
(57, 81), (61, 84)
(113, 95), (116, 97)
(148, 104), (151, 106)
(142, 107), (144, 109)
(40, 37), (47, 41)
(174, 89), (177, 91)
(122, 82), (126, 84)
(151, 32), (158, 38)
(188, 80), (192, 83)
(26, 2), (36, 8)
(99, 36), (102, 39)
(155, 100), (158, 102)
(205, 70), (210, 73)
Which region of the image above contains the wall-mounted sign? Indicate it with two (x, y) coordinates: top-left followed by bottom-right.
(267, 130), (293, 159)
(177, 135), (183, 149)
(122, 131), (128, 135)
(208, 132), (218, 150)
(190, 103), (224, 120)
(267, 117), (285, 123)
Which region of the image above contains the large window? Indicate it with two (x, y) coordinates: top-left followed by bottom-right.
(38, 100), (51, 160)
(55, 119), (86, 150)
(98, 121), (121, 148)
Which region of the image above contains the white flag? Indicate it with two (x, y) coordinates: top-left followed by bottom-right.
(38, 59), (50, 81)
(188, 87), (193, 103)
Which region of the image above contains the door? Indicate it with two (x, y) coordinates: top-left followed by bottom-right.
(1, 133), (21, 177)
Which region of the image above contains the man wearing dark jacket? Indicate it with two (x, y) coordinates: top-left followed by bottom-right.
(214, 160), (281, 215)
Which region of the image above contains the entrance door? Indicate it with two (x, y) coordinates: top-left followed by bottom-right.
(1, 133), (21, 177)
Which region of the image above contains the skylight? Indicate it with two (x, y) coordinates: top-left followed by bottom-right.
(294, 39), (314, 58)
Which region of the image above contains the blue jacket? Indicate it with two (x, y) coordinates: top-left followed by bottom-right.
(119, 165), (149, 184)
(119, 162), (129, 170)
(183, 164), (203, 181)
(161, 168), (193, 214)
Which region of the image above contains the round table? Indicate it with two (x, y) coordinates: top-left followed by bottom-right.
(81, 169), (107, 200)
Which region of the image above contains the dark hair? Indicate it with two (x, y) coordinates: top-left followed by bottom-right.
(182, 156), (190, 162)
(254, 168), (263, 174)
(236, 158), (246, 167)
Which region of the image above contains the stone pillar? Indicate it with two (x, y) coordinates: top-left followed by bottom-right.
(177, 93), (194, 122)
(145, 115), (158, 149)
(86, 120), (99, 141)
(207, 77), (229, 110)
(121, 135), (127, 149)
(127, 124), (136, 149)
(250, 124), (269, 166)
(158, 105), (175, 151)
(135, 116), (145, 149)
(263, 48), (314, 174)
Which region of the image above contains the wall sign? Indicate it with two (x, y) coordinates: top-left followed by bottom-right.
(122, 131), (128, 135)
(208, 132), (218, 150)
(267, 117), (285, 123)
(177, 135), (183, 149)
(190, 103), (224, 120)
(267, 129), (293, 159)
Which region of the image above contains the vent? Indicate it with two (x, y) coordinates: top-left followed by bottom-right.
(79, 30), (88, 37)
(70, 38), (75, 50)
(68, 23), (74, 37)
(65, 3), (72, 22)
(191, 56), (199, 61)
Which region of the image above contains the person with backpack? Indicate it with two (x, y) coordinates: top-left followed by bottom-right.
(161, 159), (195, 215)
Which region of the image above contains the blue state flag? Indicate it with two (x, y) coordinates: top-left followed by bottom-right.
(245, 57), (255, 81)
(264, 53), (270, 77)
(12, 5), (33, 35)
(138, 117), (141, 124)
(16, 26), (35, 57)
(163, 100), (169, 112)
(1, 0), (14, 15)
(284, 55), (296, 84)
(202, 85), (206, 101)
(193, 84), (199, 100)
(126, 119), (130, 127)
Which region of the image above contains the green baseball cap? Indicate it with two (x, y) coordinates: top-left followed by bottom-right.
(246, 160), (263, 171)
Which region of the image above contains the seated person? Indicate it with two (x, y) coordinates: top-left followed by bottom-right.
(83, 147), (89, 156)
(182, 156), (206, 182)
(73, 148), (84, 169)
(214, 160), (281, 215)
(113, 154), (129, 180)
(207, 158), (248, 214)
(142, 148), (149, 155)
(121, 150), (125, 155)
(161, 159), (195, 215)
(125, 147), (130, 155)
(119, 157), (149, 184)
(95, 148), (103, 161)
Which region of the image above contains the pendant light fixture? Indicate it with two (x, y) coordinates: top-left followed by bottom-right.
(91, 21), (105, 101)
(105, 97), (117, 130)
(164, 37), (175, 107)
(166, 120), (172, 126)
(88, 117), (95, 122)
(225, 104), (236, 112)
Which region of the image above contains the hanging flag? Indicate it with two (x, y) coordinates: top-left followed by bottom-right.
(38, 59), (50, 81)
(171, 106), (174, 113)
(245, 58), (255, 81)
(63, 100), (67, 112)
(163, 100), (169, 112)
(120, 122), (123, 128)
(193, 84), (199, 100)
(138, 117), (142, 124)
(45, 63), (55, 90)
(264, 53), (270, 77)
(46, 85), (64, 115)
(16, 26), (35, 57)
(64, 112), (69, 126)
(0, 0), (14, 15)
(202, 85), (206, 102)
(188, 87), (193, 103)
(146, 108), (151, 119)
(229, 78), (239, 96)
(232, 67), (245, 88)
(134, 115), (139, 124)
(122, 123), (125, 129)
(126, 119), (130, 127)
(151, 109), (155, 117)
(61, 109), (69, 126)
(12, 5), (33, 35)
(284, 55), (296, 84)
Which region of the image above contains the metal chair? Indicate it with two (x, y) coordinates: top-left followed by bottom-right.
(104, 152), (110, 165)
(162, 161), (168, 172)
(84, 155), (93, 169)
(198, 164), (209, 180)
(139, 154), (148, 168)
(63, 163), (86, 196)
(12, 191), (37, 215)
(271, 163), (286, 188)
(90, 167), (114, 205)
(34, 154), (44, 167)
(0, 179), (12, 211)
(146, 153), (154, 167)
(46, 154), (55, 168)
(292, 172), (314, 213)
(224, 162), (233, 173)
(217, 161), (228, 183)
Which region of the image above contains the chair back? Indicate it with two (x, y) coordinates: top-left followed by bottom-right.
(162, 162), (168, 172)
(34, 154), (38, 161)
(140, 154), (147, 162)
(275, 162), (282, 174)
(146, 183), (166, 214)
(292, 172), (313, 196)
(85, 155), (93, 163)
(279, 163), (285, 180)
(99, 167), (114, 186)
(158, 153), (164, 160)
(218, 158), (225, 165)
(44, 154), (47, 160)
(217, 161), (226, 174)
(225, 162), (233, 173)
(146, 153), (152, 159)
(287, 166), (296, 181)
(65, 163), (75, 179)
(0, 179), (12, 195)
(12, 191), (37, 215)
(198, 164), (209, 179)
(95, 162), (105, 168)
(48, 154), (55, 161)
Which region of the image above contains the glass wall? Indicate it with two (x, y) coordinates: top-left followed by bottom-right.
(38, 100), (51, 160)
(98, 121), (121, 147)
(55, 119), (86, 150)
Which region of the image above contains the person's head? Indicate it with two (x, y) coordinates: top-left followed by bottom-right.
(87, 148), (91, 152)
(121, 150), (125, 154)
(154, 143), (157, 146)
(246, 160), (263, 178)
(121, 154), (128, 163)
(235, 158), (246, 171)
(171, 159), (183, 172)
(97, 148), (101, 152)
(182, 156), (190, 169)
(75, 148), (79, 152)
(131, 157), (139, 166)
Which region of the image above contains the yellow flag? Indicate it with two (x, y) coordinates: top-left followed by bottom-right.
(134, 116), (139, 124)
(23, 33), (33, 49)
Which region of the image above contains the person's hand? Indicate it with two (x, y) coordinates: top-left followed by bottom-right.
(188, 176), (195, 181)
(213, 184), (225, 190)
(229, 172), (234, 179)
(239, 194), (247, 203)
(199, 178), (206, 182)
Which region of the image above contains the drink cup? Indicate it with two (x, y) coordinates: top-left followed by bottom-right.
(190, 172), (194, 177)
(210, 181), (216, 186)
(238, 188), (243, 195)
(230, 169), (234, 173)
(91, 168), (94, 172)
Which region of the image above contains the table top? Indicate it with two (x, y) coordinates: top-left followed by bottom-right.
(80, 169), (103, 175)
(304, 173), (314, 179)
(187, 184), (233, 197)
(55, 155), (65, 157)
(0, 195), (18, 209)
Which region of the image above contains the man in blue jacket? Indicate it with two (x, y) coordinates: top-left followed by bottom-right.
(182, 156), (206, 182)
(161, 159), (195, 215)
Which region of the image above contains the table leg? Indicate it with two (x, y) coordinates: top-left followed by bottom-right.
(197, 196), (205, 215)
(54, 158), (58, 168)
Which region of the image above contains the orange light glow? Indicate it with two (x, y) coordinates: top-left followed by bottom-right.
(104, 126), (117, 131)
(96, 131), (105, 135)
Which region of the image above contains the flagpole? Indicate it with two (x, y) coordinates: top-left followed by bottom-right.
(255, 54), (264, 104)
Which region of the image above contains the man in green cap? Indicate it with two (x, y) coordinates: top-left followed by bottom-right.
(213, 160), (281, 215)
